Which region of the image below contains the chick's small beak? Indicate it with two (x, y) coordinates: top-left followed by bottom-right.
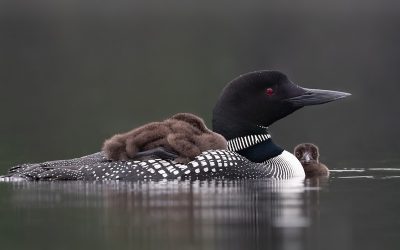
(303, 153), (311, 163)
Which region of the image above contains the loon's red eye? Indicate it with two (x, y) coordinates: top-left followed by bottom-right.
(265, 88), (274, 96)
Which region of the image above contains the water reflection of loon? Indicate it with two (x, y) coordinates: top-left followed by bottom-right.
(6, 179), (327, 250)
(3, 71), (350, 181)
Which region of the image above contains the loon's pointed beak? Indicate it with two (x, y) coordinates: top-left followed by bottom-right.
(285, 87), (351, 107)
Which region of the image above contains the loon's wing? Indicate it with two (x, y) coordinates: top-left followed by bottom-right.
(3, 152), (106, 180)
(3, 148), (178, 181)
(7, 152), (106, 174)
(2, 150), (259, 181)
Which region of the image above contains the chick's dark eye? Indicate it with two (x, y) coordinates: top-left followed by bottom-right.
(265, 88), (274, 96)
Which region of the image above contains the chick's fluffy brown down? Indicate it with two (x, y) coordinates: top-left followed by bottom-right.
(102, 113), (227, 163)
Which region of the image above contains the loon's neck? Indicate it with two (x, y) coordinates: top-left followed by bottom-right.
(212, 115), (267, 141)
(227, 133), (283, 163)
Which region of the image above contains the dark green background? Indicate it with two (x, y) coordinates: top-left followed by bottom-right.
(1, 0), (399, 168)
(1, 2), (400, 250)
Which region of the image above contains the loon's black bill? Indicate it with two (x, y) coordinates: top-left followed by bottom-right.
(286, 88), (351, 107)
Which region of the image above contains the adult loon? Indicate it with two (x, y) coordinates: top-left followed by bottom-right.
(2, 70), (350, 181)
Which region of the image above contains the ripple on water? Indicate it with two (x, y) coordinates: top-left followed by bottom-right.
(337, 176), (374, 179)
(368, 168), (400, 171)
(329, 169), (365, 172)
(331, 168), (400, 180)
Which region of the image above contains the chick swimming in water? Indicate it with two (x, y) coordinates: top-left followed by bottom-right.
(102, 113), (227, 164)
(294, 143), (329, 177)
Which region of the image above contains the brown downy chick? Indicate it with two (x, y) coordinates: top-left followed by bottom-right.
(102, 113), (227, 163)
(294, 143), (329, 177)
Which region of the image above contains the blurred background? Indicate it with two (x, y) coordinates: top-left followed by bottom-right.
(1, 0), (400, 170)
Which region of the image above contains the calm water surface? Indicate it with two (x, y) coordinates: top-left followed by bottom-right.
(0, 163), (399, 250)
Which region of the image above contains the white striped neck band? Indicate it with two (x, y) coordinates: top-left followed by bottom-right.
(227, 134), (272, 152)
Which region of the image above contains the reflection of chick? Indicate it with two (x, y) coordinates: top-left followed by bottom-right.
(102, 113), (227, 163)
(294, 143), (329, 177)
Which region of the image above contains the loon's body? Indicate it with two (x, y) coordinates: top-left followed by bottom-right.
(2, 70), (349, 181)
(6, 136), (303, 181)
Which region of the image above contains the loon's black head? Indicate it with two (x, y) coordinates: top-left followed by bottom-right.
(212, 70), (350, 140)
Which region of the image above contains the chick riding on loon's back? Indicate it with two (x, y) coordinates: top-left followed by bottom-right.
(3, 70), (350, 181)
(102, 112), (227, 163)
